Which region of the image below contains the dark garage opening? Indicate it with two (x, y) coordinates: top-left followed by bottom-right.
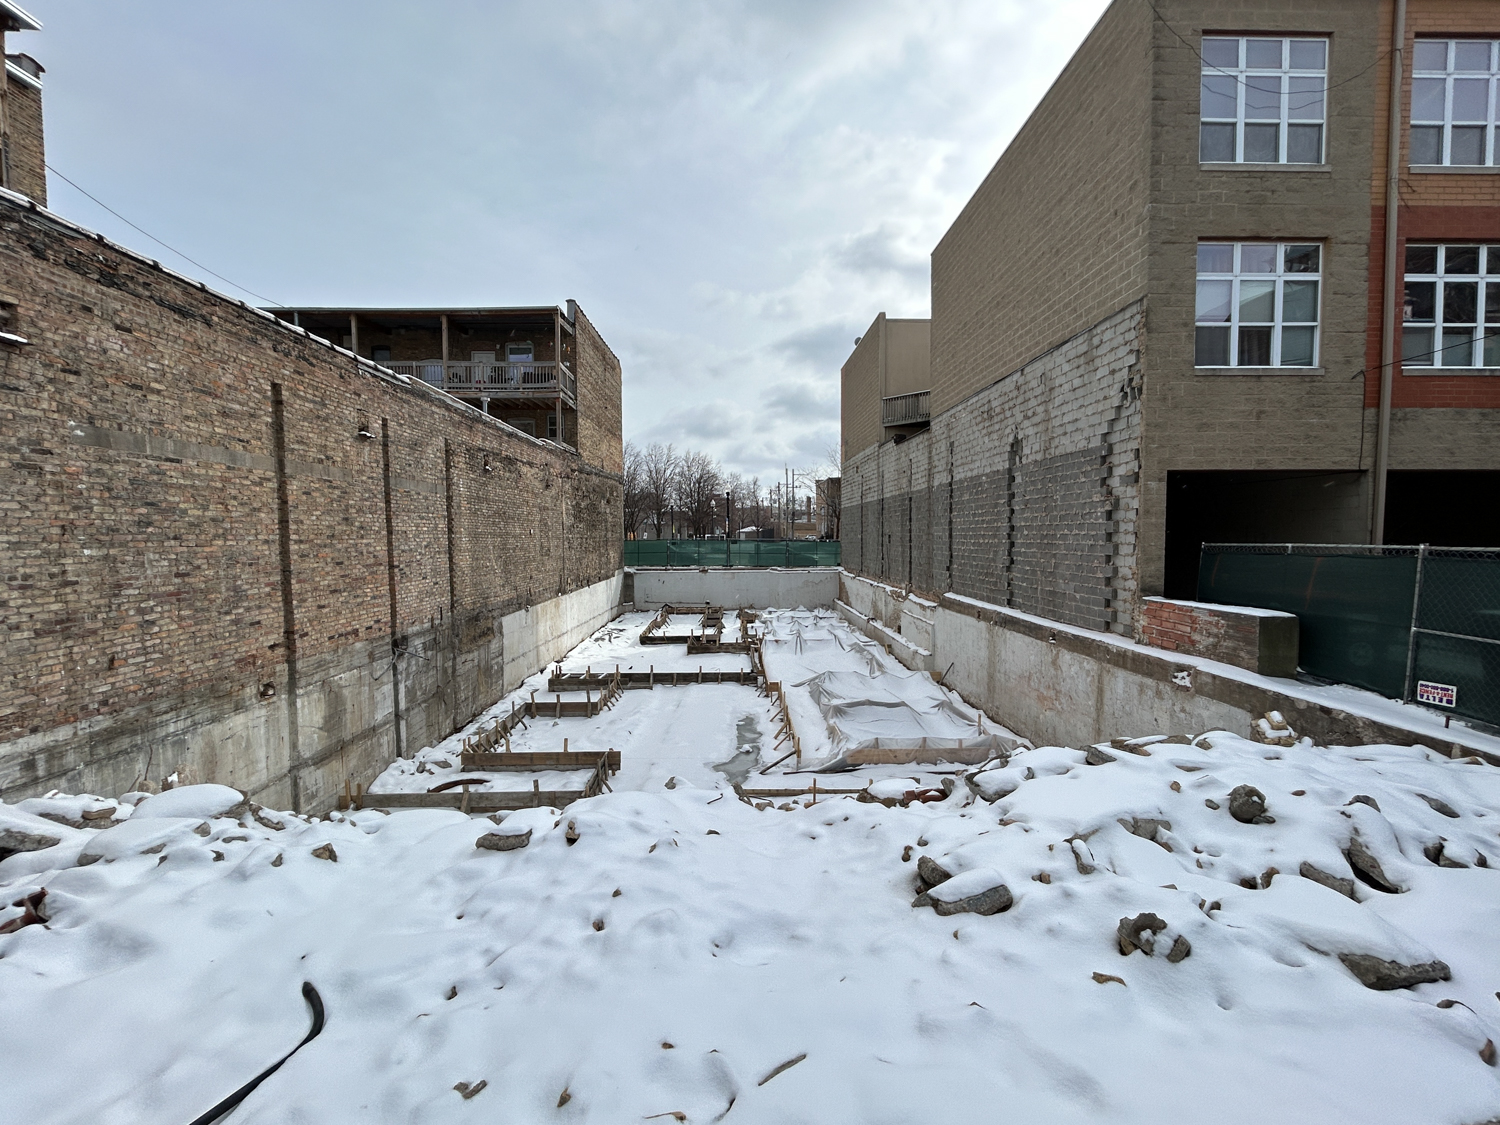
(1383, 471), (1500, 548)
(1164, 470), (1368, 599)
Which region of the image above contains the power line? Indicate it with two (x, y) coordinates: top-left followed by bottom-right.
(44, 163), (282, 307)
(1147, 0), (1392, 114)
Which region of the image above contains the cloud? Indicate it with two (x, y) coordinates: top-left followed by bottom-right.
(38, 0), (1111, 481)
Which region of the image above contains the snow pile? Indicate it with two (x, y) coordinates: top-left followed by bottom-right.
(760, 609), (1018, 766)
(3, 733), (1500, 1123)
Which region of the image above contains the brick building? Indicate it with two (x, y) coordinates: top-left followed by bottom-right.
(1, 1), (44, 206)
(268, 305), (622, 462)
(841, 0), (1500, 637)
(0, 24), (625, 810)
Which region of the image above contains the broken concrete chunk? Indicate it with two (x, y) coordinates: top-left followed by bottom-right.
(0, 828), (62, 861)
(1346, 794), (1381, 812)
(0, 889), (49, 935)
(916, 881), (1013, 917)
(916, 855), (952, 889)
(1117, 912), (1167, 956)
(1084, 746), (1118, 766)
(1070, 838), (1096, 875)
(1166, 935), (1192, 963)
(1344, 836), (1403, 894)
(1338, 953), (1451, 991)
(1422, 840), (1469, 868)
(1203, 799), (1221, 811)
(476, 829), (532, 852)
(311, 843), (338, 862)
(1119, 816), (1172, 842)
(453, 1079), (488, 1100)
(1299, 861), (1357, 899)
(1417, 793), (1460, 819)
(1228, 785), (1268, 824)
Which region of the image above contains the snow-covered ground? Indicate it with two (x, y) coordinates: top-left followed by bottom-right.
(4, 611), (1500, 1124)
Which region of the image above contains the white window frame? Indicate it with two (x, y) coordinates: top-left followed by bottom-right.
(1195, 242), (1323, 368)
(1199, 36), (1328, 165)
(1401, 243), (1500, 369)
(506, 341), (535, 363)
(1410, 39), (1500, 168)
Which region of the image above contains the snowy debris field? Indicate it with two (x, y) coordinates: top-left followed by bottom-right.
(3, 610), (1500, 1124)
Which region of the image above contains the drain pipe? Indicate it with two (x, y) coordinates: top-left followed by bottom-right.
(1372, 0), (1407, 544)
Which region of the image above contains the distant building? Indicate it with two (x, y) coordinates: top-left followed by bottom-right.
(268, 305), (621, 463)
(841, 0), (1500, 635)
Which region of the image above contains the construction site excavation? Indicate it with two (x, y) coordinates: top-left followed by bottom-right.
(7, 595), (1500, 1124)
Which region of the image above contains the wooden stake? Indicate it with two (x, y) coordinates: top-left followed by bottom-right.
(504, 729), (511, 753)
(533, 778), (540, 807)
(564, 737), (569, 754)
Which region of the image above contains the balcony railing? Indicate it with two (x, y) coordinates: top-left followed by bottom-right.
(386, 360), (576, 403)
(882, 390), (930, 427)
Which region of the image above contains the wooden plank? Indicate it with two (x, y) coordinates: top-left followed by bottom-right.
(739, 787), (866, 798)
(358, 789), (585, 812)
(461, 750), (621, 772)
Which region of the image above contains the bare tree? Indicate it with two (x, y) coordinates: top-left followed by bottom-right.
(622, 442), (648, 538)
(675, 449), (724, 538)
(641, 443), (678, 539)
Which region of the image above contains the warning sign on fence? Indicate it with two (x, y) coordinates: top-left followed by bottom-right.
(1416, 681), (1457, 708)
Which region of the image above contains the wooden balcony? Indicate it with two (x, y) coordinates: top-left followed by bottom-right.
(882, 390), (930, 427)
(388, 360), (576, 405)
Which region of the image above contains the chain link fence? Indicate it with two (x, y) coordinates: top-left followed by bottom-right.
(624, 539), (841, 569)
(1198, 543), (1500, 730)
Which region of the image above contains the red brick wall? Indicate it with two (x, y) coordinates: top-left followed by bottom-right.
(1141, 597), (1260, 668)
(0, 195), (622, 805)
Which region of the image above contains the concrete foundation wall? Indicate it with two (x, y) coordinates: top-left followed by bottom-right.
(840, 572), (1496, 761)
(629, 568), (839, 610)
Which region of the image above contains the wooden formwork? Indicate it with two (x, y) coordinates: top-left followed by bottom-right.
(548, 668), (758, 692)
(462, 749), (622, 773)
(639, 604), (728, 646)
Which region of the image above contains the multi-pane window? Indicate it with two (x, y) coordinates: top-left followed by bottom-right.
(1402, 244), (1500, 368)
(1200, 37), (1328, 164)
(1411, 40), (1499, 167)
(1196, 243), (1322, 367)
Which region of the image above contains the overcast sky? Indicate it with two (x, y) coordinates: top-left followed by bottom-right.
(27, 0), (1108, 483)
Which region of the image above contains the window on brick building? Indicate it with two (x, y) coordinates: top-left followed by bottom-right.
(1411, 39), (1499, 167)
(1195, 242), (1321, 367)
(1200, 37), (1327, 164)
(1402, 244), (1500, 368)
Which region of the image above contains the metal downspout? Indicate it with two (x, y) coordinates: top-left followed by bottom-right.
(1373, 0), (1407, 543)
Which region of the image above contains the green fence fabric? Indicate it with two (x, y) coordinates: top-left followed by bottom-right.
(623, 539), (841, 569)
(1197, 545), (1500, 730)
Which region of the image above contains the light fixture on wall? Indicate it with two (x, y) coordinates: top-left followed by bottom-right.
(483, 453), (493, 473)
(356, 424), (374, 441)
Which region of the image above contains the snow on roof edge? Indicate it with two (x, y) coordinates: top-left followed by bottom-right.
(0, 0), (41, 32)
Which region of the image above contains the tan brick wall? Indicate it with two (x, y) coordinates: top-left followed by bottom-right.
(929, 0), (1153, 418)
(1136, 0), (1389, 596)
(841, 317), (883, 462)
(3, 71), (45, 205)
(0, 196), (622, 806)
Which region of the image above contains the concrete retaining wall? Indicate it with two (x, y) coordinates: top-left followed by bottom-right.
(839, 572), (1499, 762)
(629, 568), (839, 610)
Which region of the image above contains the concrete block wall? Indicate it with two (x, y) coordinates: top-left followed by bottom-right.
(843, 301), (1144, 635)
(0, 193), (624, 809)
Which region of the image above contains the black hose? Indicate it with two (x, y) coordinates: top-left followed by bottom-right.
(185, 982), (325, 1125)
